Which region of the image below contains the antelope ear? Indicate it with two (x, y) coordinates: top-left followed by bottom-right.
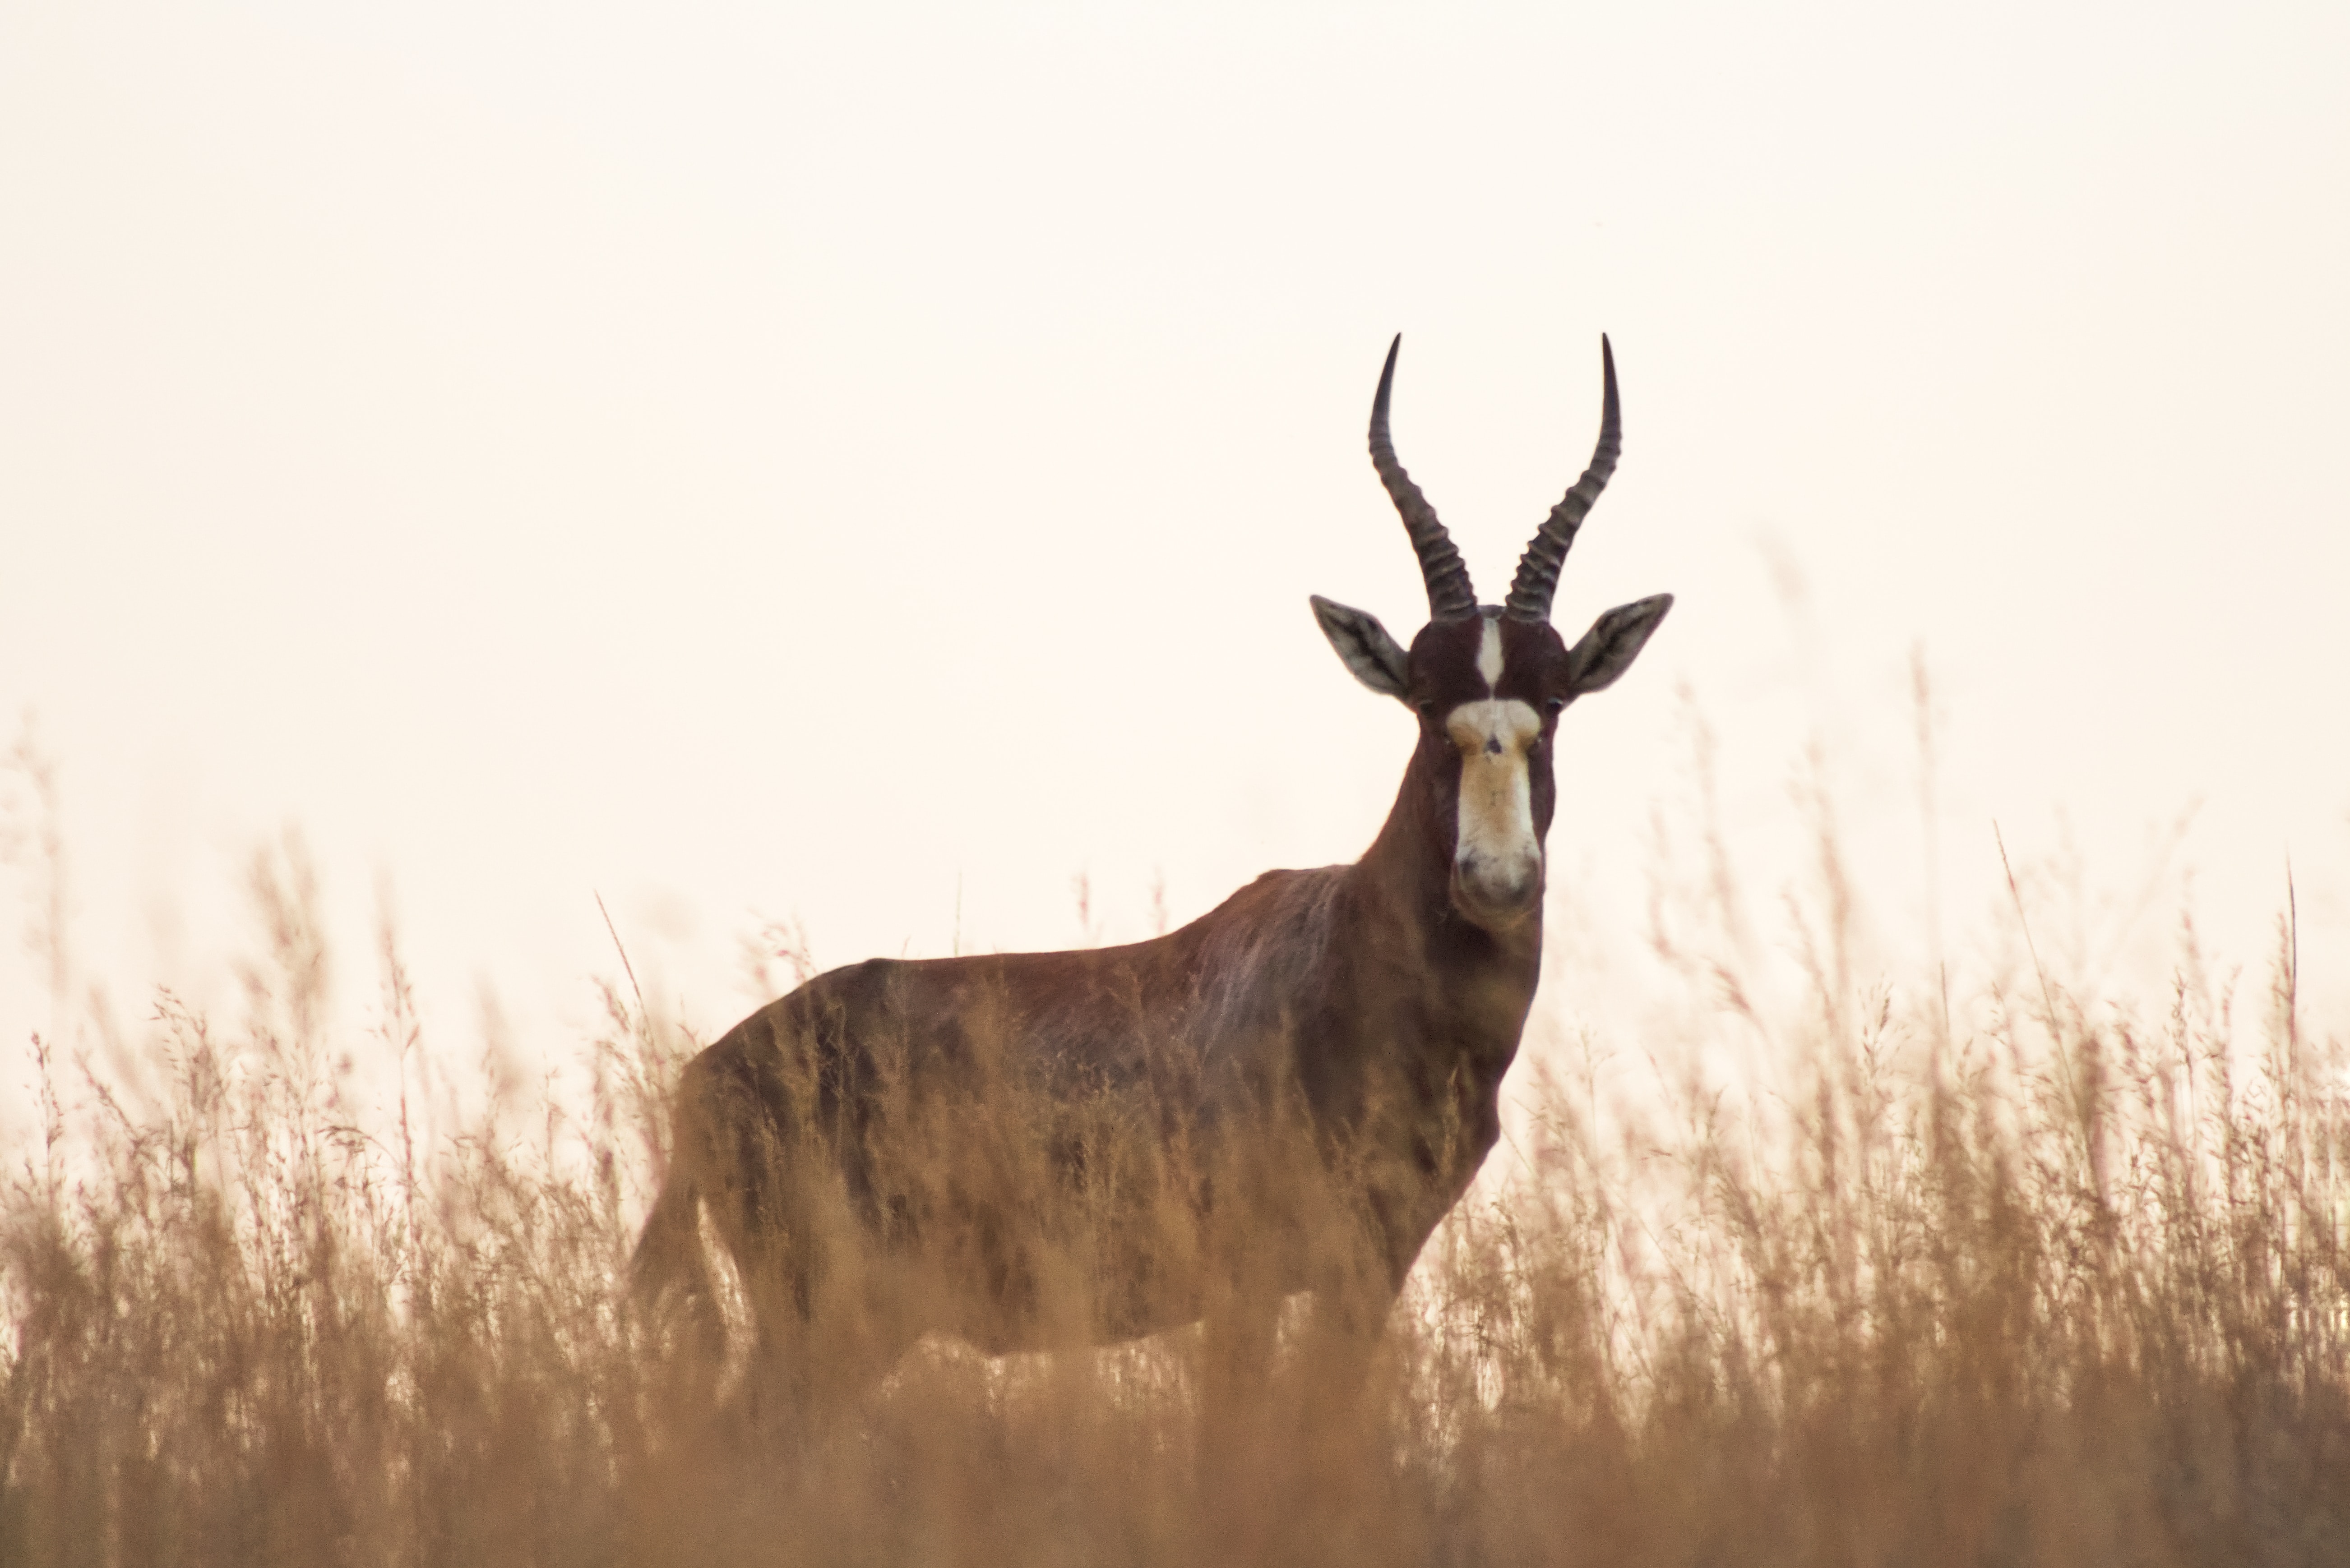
(1310, 595), (1411, 701)
(1563, 593), (1674, 695)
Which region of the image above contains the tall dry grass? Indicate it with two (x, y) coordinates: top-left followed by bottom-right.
(2, 826), (2346, 1566)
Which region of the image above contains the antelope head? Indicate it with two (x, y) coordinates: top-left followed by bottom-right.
(1313, 337), (1673, 932)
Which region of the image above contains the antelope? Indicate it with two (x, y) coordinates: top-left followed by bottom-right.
(632, 336), (1672, 1411)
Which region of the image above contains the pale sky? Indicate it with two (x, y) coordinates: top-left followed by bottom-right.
(4, 1), (2346, 1137)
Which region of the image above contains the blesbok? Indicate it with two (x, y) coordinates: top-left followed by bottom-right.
(632, 335), (1672, 1409)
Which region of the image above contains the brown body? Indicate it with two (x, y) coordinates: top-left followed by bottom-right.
(632, 337), (1672, 1402)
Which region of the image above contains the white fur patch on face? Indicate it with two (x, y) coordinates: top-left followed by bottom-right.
(1446, 697), (1542, 917)
(1476, 616), (1504, 690)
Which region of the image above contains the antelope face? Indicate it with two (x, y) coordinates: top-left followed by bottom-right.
(1424, 613), (1553, 927)
(1310, 333), (1674, 934)
(1316, 596), (1673, 932)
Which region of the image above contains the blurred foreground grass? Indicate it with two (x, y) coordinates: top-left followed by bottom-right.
(2, 837), (2346, 1568)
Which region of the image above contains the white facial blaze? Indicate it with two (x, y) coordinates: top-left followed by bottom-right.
(1446, 696), (1543, 917)
(1476, 616), (1504, 689)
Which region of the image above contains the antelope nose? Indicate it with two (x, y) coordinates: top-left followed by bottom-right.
(1454, 848), (1542, 925)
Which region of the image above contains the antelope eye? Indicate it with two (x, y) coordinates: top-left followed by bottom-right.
(1545, 696), (1567, 715)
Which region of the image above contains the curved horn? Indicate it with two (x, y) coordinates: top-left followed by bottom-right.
(1504, 335), (1621, 623)
(1369, 335), (1477, 621)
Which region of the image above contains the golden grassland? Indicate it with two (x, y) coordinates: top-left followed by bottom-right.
(2, 822), (2346, 1568)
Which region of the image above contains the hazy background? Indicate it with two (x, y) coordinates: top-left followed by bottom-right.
(3, 0), (2346, 1139)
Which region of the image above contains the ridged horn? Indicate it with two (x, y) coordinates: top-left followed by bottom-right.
(1369, 335), (1477, 621)
(1504, 335), (1621, 623)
